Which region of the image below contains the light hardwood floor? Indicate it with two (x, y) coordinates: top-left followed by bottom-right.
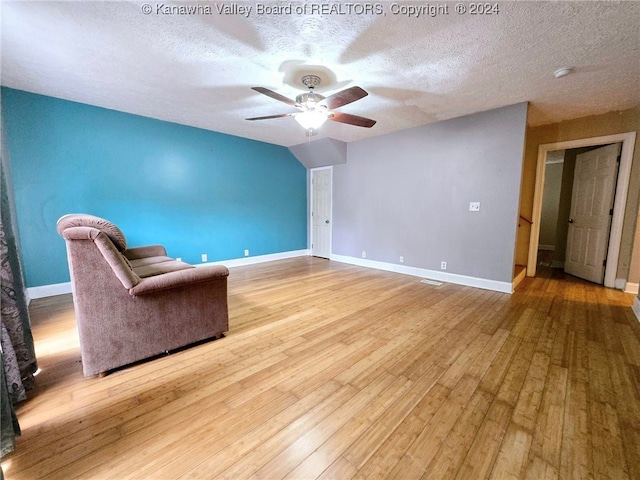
(2, 257), (639, 479)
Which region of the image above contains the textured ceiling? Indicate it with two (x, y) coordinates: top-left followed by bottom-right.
(2, 1), (639, 147)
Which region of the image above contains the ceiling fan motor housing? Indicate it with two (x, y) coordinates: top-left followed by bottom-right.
(298, 75), (326, 109)
(295, 92), (326, 108)
(301, 74), (322, 90)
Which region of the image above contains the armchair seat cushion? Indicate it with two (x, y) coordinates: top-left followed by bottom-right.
(133, 259), (193, 278)
(128, 255), (174, 268)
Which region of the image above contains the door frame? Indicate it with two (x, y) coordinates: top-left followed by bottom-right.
(527, 131), (636, 288)
(309, 166), (333, 258)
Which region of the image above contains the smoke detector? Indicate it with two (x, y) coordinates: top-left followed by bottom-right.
(554, 67), (573, 78)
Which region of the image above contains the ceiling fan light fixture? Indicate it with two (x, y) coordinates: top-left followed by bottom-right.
(295, 110), (328, 130)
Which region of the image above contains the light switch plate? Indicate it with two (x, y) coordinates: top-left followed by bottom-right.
(469, 202), (480, 212)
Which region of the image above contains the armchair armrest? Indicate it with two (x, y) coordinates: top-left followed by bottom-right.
(128, 265), (229, 296)
(124, 245), (167, 259)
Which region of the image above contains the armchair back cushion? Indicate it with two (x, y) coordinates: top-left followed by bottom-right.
(57, 213), (128, 251)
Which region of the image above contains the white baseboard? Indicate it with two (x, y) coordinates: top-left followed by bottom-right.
(28, 250), (311, 301)
(27, 282), (72, 301)
(330, 254), (513, 294)
(632, 297), (640, 322)
(197, 249), (310, 269)
(624, 282), (639, 295)
(551, 260), (565, 269)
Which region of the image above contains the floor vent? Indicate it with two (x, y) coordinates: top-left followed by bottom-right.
(421, 279), (444, 286)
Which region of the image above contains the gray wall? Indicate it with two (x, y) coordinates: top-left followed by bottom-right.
(553, 149), (577, 265)
(332, 103), (528, 283)
(539, 161), (564, 247)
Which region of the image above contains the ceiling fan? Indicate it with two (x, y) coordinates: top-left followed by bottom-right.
(246, 75), (376, 135)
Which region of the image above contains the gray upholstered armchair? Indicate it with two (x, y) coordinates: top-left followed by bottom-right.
(57, 214), (229, 377)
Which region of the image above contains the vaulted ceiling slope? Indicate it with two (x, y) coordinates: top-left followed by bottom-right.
(2, 1), (639, 147)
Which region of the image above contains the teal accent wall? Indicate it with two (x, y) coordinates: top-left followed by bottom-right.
(2, 88), (307, 288)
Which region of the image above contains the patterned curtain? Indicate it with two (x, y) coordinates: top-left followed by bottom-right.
(0, 158), (37, 458)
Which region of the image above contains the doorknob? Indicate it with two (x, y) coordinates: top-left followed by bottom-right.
(325, 220), (330, 224)
(568, 219), (574, 223)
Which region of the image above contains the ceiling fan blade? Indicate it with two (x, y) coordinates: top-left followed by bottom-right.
(321, 86), (368, 110)
(251, 87), (299, 107)
(329, 112), (377, 128)
(245, 113), (295, 121)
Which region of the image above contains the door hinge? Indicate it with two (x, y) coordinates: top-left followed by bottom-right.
(610, 208), (614, 215)
(617, 154), (622, 163)
(603, 259), (607, 267)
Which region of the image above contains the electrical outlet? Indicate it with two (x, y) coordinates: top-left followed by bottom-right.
(244, 249), (249, 257)
(362, 251), (367, 259)
(441, 261), (447, 270)
(201, 253), (208, 262)
(176, 257), (182, 262)
(399, 256), (404, 263)
(469, 202), (480, 212)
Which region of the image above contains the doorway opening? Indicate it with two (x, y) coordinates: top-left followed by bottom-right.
(536, 143), (620, 284)
(527, 132), (636, 288)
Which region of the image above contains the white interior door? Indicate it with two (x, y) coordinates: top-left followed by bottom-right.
(565, 143), (621, 283)
(311, 167), (332, 258)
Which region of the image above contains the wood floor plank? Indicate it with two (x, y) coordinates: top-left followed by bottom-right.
(316, 456), (357, 480)
(388, 375), (480, 479)
(490, 423), (533, 479)
(421, 388), (493, 479)
(342, 363), (444, 470)
(282, 375), (411, 480)
(529, 365), (568, 472)
(2, 257), (638, 480)
(192, 381), (354, 479)
(120, 388), (298, 479)
(353, 381), (452, 480)
(559, 377), (592, 479)
(456, 399), (513, 480)
(511, 350), (551, 432)
(253, 371), (396, 479)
